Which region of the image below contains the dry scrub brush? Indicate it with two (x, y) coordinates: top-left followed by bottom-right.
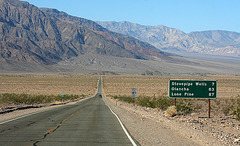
(0, 93), (86, 105)
(165, 106), (177, 117)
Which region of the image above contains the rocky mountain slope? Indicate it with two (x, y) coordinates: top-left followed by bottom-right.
(1, 0), (239, 74)
(0, 0), (167, 69)
(40, 8), (168, 60)
(97, 21), (240, 57)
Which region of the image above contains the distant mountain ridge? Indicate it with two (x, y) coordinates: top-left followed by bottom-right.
(0, 0), (168, 68)
(97, 21), (240, 57)
(40, 8), (168, 59)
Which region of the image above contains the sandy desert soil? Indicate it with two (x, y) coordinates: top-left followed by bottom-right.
(104, 96), (240, 146)
(102, 74), (240, 98)
(102, 75), (240, 145)
(1, 95), (239, 145)
(0, 74), (99, 95)
(0, 74), (239, 145)
(1, 74), (239, 98)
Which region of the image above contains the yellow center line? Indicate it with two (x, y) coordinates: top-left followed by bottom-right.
(45, 128), (55, 134)
(62, 119), (67, 123)
(44, 110), (81, 136)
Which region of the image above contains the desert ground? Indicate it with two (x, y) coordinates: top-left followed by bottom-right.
(1, 73), (239, 98)
(102, 74), (240, 98)
(0, 73), (239, 145)
(0, 74), (99, 96)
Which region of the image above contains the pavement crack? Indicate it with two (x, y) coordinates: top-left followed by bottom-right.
(33, 140), (40, 146)
(31, 100), (94, 145)
(27, 121), (36, 127)
(32, 126), (59, 146)
(31, 120), (65, 145)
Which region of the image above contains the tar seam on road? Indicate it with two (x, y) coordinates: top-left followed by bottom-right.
(31, 98), (97, 145)
(103, 98), (137, 146)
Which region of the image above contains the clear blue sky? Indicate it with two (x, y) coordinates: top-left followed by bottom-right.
(24, 0), (240, 33)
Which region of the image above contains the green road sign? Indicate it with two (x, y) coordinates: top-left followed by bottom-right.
(169, 80), (217, 99)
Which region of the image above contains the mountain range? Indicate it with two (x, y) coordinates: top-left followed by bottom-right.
(0, 0), (167, 68)
(0, 0), (239, 75)
(97, 21), (240, 57)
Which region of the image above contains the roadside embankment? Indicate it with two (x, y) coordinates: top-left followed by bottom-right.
(104, 96), (238, 146)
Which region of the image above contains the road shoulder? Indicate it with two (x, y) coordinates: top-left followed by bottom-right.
(104, 96), (224, 146)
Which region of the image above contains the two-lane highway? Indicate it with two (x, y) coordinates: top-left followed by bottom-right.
(0, 78), (135, 146)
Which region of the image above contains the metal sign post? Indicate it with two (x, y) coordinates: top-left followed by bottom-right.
(169, 80), (217, 118)
(208, 99), (211, 118)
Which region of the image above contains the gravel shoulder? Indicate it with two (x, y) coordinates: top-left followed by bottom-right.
(103, 96), (229, 146)
(1, 95), (239, 146)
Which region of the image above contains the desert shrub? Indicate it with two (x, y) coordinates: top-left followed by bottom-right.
(222, 105), (234, 116)
(111, 94), (199, 114)
(137, 96), (156, 108)
(112, 94), (173, 110)
(233, 108), (240, 121)
(112, 95), (135, 103)
(165, 106), (177, 117)
(155, 96), (173, 110)
(136, 95), (173, 110)
(0, 93), (46, 104)
(176, 101), (194, 115)
(194, 103), (203, 110)
(0, 93), (85, 105)
(214, 99), (221, 106)
(54, 94), (85, 102)
(233, 99), (240, 121)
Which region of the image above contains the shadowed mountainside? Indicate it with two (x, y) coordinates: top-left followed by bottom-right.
(0, 0), (169, 68)
(40, 8), (169, 60)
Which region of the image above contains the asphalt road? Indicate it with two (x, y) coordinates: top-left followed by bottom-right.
(0, 78), (134, 146)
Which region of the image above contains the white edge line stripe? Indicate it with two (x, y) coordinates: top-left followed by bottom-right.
(103, 99), (137, 146)
(0, 96), (95, 125)
(0, 110), (44, 125)
(0, 101), (76, 125)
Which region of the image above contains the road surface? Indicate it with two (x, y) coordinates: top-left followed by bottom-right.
(0, 78), (135, 146)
